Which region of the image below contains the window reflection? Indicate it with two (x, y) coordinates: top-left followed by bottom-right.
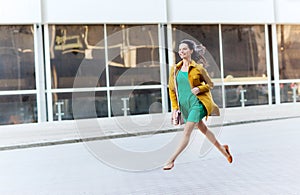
(277, 25), (300, 79)
(106, 25), (161, 86)
(225, 84), (268, 107)
(0, 95), (36, 125)
(280, 83), (300, 103)
(49, 25), (106, 88)
(211, 86), (223, 108)
(0, 25), (35, 90)
(222, 25), (267, 80)
(172, 25), (221, 78)
(53, 92), (108, 121)
(110, 89), (162, 116)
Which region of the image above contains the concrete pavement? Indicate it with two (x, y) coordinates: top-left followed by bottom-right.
(0, 103), (299, 151)
(0, 117), (300, 194)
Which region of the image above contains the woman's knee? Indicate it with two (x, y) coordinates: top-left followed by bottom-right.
(197, 121), (208, 133)
(183, 122), (195, 136)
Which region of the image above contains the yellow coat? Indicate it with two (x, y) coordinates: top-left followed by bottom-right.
(168, 60), (220, 119)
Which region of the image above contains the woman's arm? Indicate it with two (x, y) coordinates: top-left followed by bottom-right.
(168, 66), (179, 110)
(195, 66), (214, 94)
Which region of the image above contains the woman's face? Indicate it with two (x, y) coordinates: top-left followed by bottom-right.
(178, 43), (193, 60)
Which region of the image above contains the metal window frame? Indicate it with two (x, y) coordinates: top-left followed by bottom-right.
(33, 24), (47, 122)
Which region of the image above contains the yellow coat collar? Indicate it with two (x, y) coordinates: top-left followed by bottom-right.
(175, 60), (197, 69)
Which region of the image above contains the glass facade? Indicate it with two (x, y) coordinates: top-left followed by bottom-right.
(222, 25), (267, 79)
(0, 25), (36, 125)
(171, 24), (269, 108)
(48, 24), (162, 121)
(53, 92), (108, 120)
(0, 95), (36, 125)
(277, 25), (300, 103)
(107, 25), (160, 86)
(110, 89), (162, 116)
(280, 83), (300, 103)
(0, 26), (36, 90)
(49, 25), (106, 88)
(222, 25), (269, 107)
(277, 25), (300, 80)
(0, 23), (299, 125)
(225, 84), (268, 107)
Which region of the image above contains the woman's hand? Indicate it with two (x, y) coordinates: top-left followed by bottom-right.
(172, 110), (178, 119)
(191, 87), (200, 95)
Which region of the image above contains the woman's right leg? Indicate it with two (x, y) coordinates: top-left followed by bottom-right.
(163, 121), (196, 170)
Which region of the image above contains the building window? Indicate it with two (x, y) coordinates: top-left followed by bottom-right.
(0, 95), (37, 125)
(48, 24), (163, 120)
(280, 83), (300, 103)
(277, 25), (300, 80)
(48, 25), (108, 121)
(0, 25), (36, 90)
(0, 25), (36, 125)
(225, 84), (268, 107)
(49, 25), (106, 88)
(110, 89), (162, 116)
(222, 25), (267, 80)
(53, 92), (108, 120)
(276, 25), (300, 103)
(222, 25), (269, 107)
(106, 24), (160, 86)
(106, 24), (163, 117)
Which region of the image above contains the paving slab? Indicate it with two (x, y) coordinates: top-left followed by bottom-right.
(0, 117), (299, 194)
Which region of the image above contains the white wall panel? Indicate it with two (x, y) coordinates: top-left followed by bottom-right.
(0, 0), (41, 24)
(2, 0), (299, 25)
(42, 0), (167, 24)
(275, 0), (300, 23)
(1, 0), (300, 25)
(167, 0), (275, 24)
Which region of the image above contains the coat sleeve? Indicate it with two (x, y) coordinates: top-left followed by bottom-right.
(168, 66), (179, 110)
(197, 66), (214, 94)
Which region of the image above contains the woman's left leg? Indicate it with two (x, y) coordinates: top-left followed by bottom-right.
(197, 120), (233, 163)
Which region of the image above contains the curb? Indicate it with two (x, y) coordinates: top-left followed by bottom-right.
(1, 115), (299, 152)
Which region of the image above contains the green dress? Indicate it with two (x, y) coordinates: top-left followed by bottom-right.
(177, 70), (207, 123)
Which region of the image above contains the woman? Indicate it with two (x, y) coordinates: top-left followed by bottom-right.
(163, 39), (233, 170)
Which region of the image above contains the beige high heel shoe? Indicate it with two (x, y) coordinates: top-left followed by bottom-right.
(163, 161), (174, 170)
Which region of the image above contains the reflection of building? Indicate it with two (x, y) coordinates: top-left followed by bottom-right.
(0, 0), (300, 125)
